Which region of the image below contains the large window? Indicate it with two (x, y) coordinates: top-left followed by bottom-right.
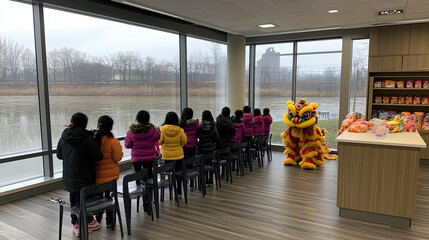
(187, 37), (227, 120)
(296, 39), (342, 147)
(0, 0), (41, 185)
(44, 8), (180, 172)
(350, 39), (369, 117)
(255, 43), (293, 143)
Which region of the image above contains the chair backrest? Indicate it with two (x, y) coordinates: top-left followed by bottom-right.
(80, 179), (117, 200)
(229, 142), (239, 154)
(216, 147), (230, 160)
(200, 152), (215, 165)
(122, 169), (148, 196)
(182, 156), (201, 171)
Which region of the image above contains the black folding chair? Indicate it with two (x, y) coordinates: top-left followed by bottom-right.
(118, 169), (153, 235)
(216, 147), (232, 185)
(148, 162), (179, 218)
(175, 156), (203, 204)
(52, 179), (124, 240)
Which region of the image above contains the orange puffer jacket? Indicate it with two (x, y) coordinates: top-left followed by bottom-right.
(95, 136), (123, 184)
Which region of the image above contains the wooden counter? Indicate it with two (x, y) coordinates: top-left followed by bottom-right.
(336, 131), (426, 227)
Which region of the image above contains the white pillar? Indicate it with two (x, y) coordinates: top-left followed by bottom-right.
(227, 34), (246, 114)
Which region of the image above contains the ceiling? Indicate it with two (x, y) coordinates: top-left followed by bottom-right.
(115, 0), (429, 37)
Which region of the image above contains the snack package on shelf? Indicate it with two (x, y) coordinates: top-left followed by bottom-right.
(375, 95), (382, 103)
(396, 81), (405, 88)
(414, 112), (425, 130)
(384, 80), (396, 88)
(374, 80), (382, 88)
(383, 96), (390, 104)
(402, 115), (417, 132)
(406, 95), (413, 104)
(398, 96), (405, 104)
(422, 96), (429, 105)
(338, 112), (365, 134)
(415, 80), (422, 88)
(413, 96), (421, 104)
(390, 96), (398, 104)
(423, 80), (429, 89)
(406, 80), (414, 88)
(422, 115), (429, 131)
(372, 110), (378, 119)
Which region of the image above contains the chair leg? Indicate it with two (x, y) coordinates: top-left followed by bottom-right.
(183, 178), (188, 204)
(59, 205), (63, 240)
(148, 191), (154, 221)
(136, 196), (140, 213)
(229, 161), (233, 184)
(173, 180), (179, 207)
(154, 188), (160, 218)
(124, 199), (131, 235)
(115, 203), (124, 238)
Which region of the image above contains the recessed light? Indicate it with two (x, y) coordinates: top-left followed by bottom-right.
(378, 9), (403, 16)
(328, 9), (339, 14)
(258, 23), (277, 29)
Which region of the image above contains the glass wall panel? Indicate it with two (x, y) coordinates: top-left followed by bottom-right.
(44, 8), (180, 151)
(245, 45), (249, 105)
(0, 0), (40, 155)
(350, 39), (369, 117)
(187, 37), (227, 119)
(0, 157), (43, 187)
(296, 39), (342, 148)
(255, 43), (293, 144)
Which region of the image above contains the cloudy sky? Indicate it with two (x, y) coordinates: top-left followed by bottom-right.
(0, 0), (226, 62)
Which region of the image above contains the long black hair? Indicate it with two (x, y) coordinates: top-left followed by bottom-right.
(69, 112), (88, 128)
(95, 115), (114, 146)
(164, 111), (179, 126)
(179, 107), (193, 128)
(202, 110), (214, 123)
(232, 110), (243, 123)
(136, 110), (150, 125)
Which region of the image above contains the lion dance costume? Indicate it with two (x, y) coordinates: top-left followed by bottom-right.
(281, 98), (336, 170)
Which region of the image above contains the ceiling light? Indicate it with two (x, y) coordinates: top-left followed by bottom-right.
(259, 23), (277, 29)
(378, 9), (403, 16)
(328, 9), (339, 14)
(121, 1), (184, 19)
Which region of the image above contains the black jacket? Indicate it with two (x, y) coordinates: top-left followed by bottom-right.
(57, 127), (103, 193)
(197, 120), (219, 154)
(216, 115), (236, 149)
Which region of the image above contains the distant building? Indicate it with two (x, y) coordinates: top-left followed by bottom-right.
(257, 47), (280, 68)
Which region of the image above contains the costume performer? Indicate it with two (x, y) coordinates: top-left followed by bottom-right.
(281, 98), (334, 170)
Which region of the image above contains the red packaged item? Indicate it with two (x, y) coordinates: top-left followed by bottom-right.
(405, 95), (413, 104)
(396, 81), (405, 88)
(406, 80), (414, 88)
(415, 80), (422, 88)
(384, 80), (396, 88)
(398, 96), (405, 104)
(374, 96), (382, 103)
(390, 96), (398, 104)
(423, 80), (429, 89)
(413, 96), (421, 104)
(382, 96), (390, 104)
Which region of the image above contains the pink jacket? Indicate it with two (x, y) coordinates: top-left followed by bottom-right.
(263, 115), (273, 135)
(125, 124), (160, 162)
(231, 122), (244, 143)
(242, 113), (254, 137)
(253, 115), (265, 136)
(182, 119), (199, 148)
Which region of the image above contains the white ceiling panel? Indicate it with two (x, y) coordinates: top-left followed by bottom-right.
(123, 0), (429, 36)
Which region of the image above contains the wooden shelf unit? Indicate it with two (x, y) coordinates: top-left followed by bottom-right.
(367, 72), (429, 159)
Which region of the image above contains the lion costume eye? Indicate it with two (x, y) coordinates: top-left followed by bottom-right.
(302, 111), (311, 120)
(288, 111), (294, 118)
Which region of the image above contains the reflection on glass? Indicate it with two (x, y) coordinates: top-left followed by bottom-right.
(0, 0), (41, 155)
(44, 7), (180, 148)
(255, 43), (293, 144)
(0, 157), (43, 187)
(350, 39), (369, 118)
(187, 37), (227, 118)
(297, 39), (342, 148)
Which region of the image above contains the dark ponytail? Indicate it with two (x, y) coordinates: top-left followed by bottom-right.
(95, 115), (114, 146)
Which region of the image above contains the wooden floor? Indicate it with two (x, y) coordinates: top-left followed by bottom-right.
(1, 152), (429, 239)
